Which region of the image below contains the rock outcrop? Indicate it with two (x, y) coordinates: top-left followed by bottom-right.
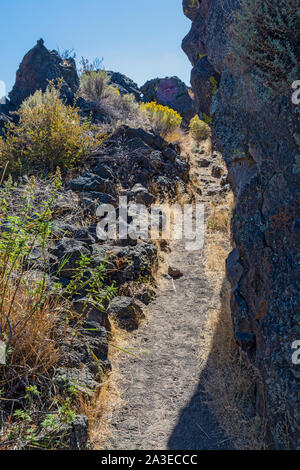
(141, 76), (195, 124)
(9, 39), (79, 107)
(182, 0), (299, 449)
(106, 71), (142, 102)
(0, 109), (12, 137)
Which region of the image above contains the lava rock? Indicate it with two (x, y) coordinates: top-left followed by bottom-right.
(141, 76), (195, 124)
(211, 164), (223, 178)
(107, 296), (144, 330)
(226, 248), (243, 287)
(71, 298), (109, 328)
(70, 172), (114, 194)
(106, 71), (142, 102)
(9, 39), (79, 107)
(93, 164), (114, 180)
(131, 184), (155, 206)
(168, 266), (183, 279)
(197, 157), (211, 168)
(52, 238), (90, 279)
(163, 147), (177, 163)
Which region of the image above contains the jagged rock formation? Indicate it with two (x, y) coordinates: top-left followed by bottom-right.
(182, 0), (299, 449)
(106, 71), (142, 101)
(9, 39), (79, 107)
(141, 76), (195, 124)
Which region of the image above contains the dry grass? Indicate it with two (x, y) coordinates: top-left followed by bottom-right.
(1, 282), (59, 383)
(0, 269), (63, 449)
(202, 282), (266, 449)
(207, 197), (233, 234)
(203, 192), (266, 449)
(82, 319), (127, 449)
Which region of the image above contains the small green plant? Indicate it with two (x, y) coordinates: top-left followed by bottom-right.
(140, 101), (182, 137)
(189, 115), (211, 141)
(65, 253), (117, 317)
(202, 113), (213, 125)
(0, 81), (105, 175)
(41, 414), (60, 429)
(14, 410), (32, 422)
(209, 76), (218, 97)
(58, 398), (77, 425)
(25, 385), (41, 402)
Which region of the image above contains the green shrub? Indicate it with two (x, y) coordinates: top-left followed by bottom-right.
(189, 115), (211, 141)
(0, 81), (104, 175)
(139, 101), (182, 137)
(78, 71), (139, 126)
(229, 0), (299, 94)
(79, 70), (111, 103)
(104, 91), (139, 125)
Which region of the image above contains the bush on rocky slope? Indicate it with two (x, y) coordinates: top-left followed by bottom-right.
(0, 175), (117, 449)
(189, 115), (211, 142)
(78, 70), (140, 127)
(79, 70), (111, 103)
(0, 81), (104, 175)
(140, 102), (182, 137)
(229, 0), (299, 93)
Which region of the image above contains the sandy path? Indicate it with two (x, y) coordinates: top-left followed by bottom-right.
(104, 171), (231, 450)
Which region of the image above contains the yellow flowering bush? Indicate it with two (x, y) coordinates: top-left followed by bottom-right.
(0, 81), (105, 175)
(139, 101), (182, 137)
(189, 115), (211, 141)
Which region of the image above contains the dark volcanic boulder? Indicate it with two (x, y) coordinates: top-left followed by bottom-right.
(190, 56), (220, 117)
(9, 39), (79, 107)
(70, 171), (114, 194)
(182, 0), (200, 20)
(106, 71), (142, 102)
(93, 125), (189, 192)
(141, 76), (195, 124)
(107, 296), (144, 330)
(51, 237), (90, 279)
(182, 0), (300, 449)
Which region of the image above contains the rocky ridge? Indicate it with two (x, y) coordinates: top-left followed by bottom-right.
(141, 76), (195, 124)
(182, 0), (300, 449)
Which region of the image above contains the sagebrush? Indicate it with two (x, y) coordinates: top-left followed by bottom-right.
(189, 115), (211, 141)
(0, 81), (104, 175)
(79, 71), (139, 126)
(79, 70), (111, 103)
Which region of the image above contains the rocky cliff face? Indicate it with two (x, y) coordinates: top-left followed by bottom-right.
(182, 0), (299, 449)
(9, 39), (79, 107)
(141, 76), (195, 124)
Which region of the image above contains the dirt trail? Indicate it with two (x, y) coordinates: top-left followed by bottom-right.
(104, 159), (231, 450)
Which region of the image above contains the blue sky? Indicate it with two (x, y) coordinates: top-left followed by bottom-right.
(0, 0), (192, 96)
